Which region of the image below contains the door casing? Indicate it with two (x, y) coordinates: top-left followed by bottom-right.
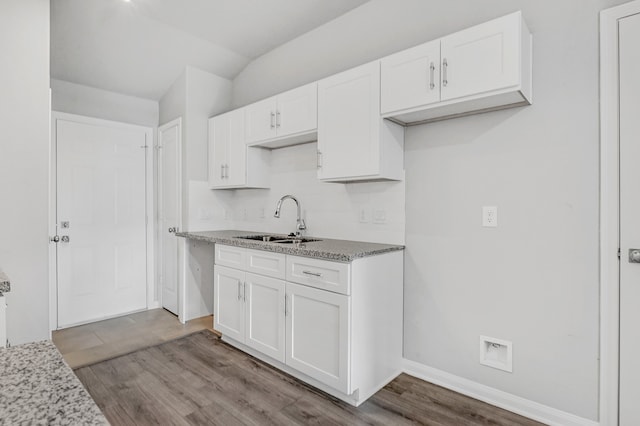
(49, 112), (156, 331)
(600, 2), (640, 425)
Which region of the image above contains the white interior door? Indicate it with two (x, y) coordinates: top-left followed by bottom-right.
(158, 119), (181, 315)
(56, 119), (147, 327)
(619, 12), (640, 425)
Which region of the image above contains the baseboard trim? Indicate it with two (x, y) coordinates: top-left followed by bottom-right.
(403, 359), (598, 426)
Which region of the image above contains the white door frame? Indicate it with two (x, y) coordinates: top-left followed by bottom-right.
(157, 118), (183, 318)
(600, 2), (640, 425)
(49, 112), (156, 331)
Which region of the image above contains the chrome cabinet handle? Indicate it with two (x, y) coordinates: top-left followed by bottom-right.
(302, 270), (322, 277)
(284, 294), (288, 316)
(168, 227), (175, 233)
(442, 58), (448, 87)
(224, 164), (229, 179)
(316, 151), (323, 169)
(61, 236), (70, 243)
(237, 282), (242, 301)
(429, 62), (435, 90)
(220, 164), (224, 179)
(276, 111), (281, 128)
(270, 112), (275, 129)
(50, 235), (60, 243)
(243, 282), (247, 301)
(630, 249), (640, 263)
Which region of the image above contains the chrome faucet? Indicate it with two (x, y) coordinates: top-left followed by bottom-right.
(274, 195), (306, 237)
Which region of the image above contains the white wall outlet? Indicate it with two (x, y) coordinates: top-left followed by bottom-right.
(482, 206), (498, 227)
(479, 335), (513, 373)
(359, 207), (370, 223)
(373, 209), (387, 224)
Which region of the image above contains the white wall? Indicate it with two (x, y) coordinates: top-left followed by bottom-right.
(0, 0), (50, 345)
(230, 0), (630, 420)
(51, 79), (159, 127)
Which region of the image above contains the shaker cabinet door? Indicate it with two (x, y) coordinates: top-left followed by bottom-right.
(214, 265), (246, 342)
(381, 39), (441, 114)
(285, 282), (350, 393)
(317, 62), (381, 180)
(245, 273), (286, 363)
(440, 13), (521, 101)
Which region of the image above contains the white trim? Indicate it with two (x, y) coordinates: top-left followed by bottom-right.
(49, 111), (156, 330)
(157, 118), (183, 320)
(403, 359), (598, 426)
(600, 2), (640, 425)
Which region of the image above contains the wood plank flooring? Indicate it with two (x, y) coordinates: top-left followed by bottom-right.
(52, 309), (216, 369)
(72, 329), (543, 426)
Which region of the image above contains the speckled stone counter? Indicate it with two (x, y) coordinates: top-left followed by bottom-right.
(0, 340), (108, 425)
(0, 269), (10, 295)
(176, 230), (404, 262)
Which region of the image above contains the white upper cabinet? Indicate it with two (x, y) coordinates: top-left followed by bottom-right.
(208, 110), (270, 189)
(245, 82), (318, 148)
(381, 39), (441, 114)
(317, 62), (404, 182)
(245, 98), (277, 143)
(440, 12), (523, 101)
(381, 11), (532, 124)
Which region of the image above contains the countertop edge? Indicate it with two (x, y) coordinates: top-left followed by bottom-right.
(176, 231), (404, 262)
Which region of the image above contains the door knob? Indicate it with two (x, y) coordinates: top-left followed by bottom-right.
(50, 235), (60, 243)
(168, 227), (177, 233)
(629, 249), (640, 263)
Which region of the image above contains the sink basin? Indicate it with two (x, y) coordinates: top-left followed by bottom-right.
(235, 235), (320, 244)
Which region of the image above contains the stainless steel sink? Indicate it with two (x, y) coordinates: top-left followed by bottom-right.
(235, 235), (320, 244)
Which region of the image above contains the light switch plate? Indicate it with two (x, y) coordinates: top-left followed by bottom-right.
(482, 206), (498, 227)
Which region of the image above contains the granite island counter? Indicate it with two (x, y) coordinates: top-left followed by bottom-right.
(0, 269), (10, 295)
(0, 340), (108, 425)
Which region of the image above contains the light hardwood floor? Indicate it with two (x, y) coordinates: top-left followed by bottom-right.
(57, 310), (543, 426)
(52, 308), (216, 369)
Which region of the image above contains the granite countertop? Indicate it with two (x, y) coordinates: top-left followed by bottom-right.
(0, 340), (108, 425)
(0, 269), (10, 295)
(176, 230), (404, 262)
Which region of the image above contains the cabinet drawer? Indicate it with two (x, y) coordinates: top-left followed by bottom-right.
(246, 249), (286, 279)
(286, 256), (350, 295)
(215, 244), (246, 269)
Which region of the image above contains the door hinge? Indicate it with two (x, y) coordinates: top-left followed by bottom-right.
(618, 248), (621, 260)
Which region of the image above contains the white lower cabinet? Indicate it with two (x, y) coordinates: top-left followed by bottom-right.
(286, 282), (350, 393)
(213, 244), (404, 406)
(214, 266), (286, 363)
(214, 265), (245, 342)
(245, 273), (285, 362)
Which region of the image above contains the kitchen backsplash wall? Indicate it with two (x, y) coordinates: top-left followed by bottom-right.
(188, 142), (405, 245)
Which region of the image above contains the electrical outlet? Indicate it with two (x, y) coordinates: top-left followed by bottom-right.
(373, 209), (387, 224)
(482, 206), (498, 227)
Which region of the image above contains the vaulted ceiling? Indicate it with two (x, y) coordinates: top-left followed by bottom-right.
(51, 0), (369, 100)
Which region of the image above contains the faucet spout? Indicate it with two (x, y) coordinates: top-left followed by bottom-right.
(273, 195), (306, 236)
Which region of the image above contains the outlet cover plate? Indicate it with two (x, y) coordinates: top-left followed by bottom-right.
(480, 335), (513, 373)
